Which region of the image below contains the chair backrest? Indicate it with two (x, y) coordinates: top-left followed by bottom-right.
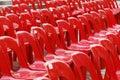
(49, 7), (62, 20)
(40, 9), (56, 26)
(77, 15), (93, 37)
(91, 44), (118, 80)
(31, 10), (43, 26)
(0, 16), (15, 38)
(20, 3), (31, 14)
(98, 9), (110, 29)
(57, 6), (69, 20)
(31, 27), (55, 54)
(56, 20), (77, 44)
(83, 13), (100, 33)
(90, 11), (106, 30)
(20, 12), (35, 32)
(68, 17), (87, 40)
(42, 23), (66, 49)
(46, 60), (75, 80)
(72, 52), (100, 80)
(16, 31), (44, 63)
(104, 8), (117, 26)
(6, 13), (23, 31)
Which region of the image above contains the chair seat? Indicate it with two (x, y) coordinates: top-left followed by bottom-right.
(68, 44), (91, 55)
(44, 50), (73, 64)
(29, 61), (46, 71)
(11, 68), (47, 79)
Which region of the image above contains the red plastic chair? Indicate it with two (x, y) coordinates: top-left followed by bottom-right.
(68, 16), (99, 47)
(16, 31), (46, 71)
(0, 16), (15, 38)
(56, 20), (96, 55)
(31, 26), (78, 64)
(0, 36), (47, 79)
(43, 22), (91, 62)
(91, 44), (119, 80)
(20, 12), (35, 32)
(72, 52), (100, 80)
(6, 13), (23, 31)
(46, 60), (75, 80)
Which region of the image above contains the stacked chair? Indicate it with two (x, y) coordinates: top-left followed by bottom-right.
(0, 0), (120, 79)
